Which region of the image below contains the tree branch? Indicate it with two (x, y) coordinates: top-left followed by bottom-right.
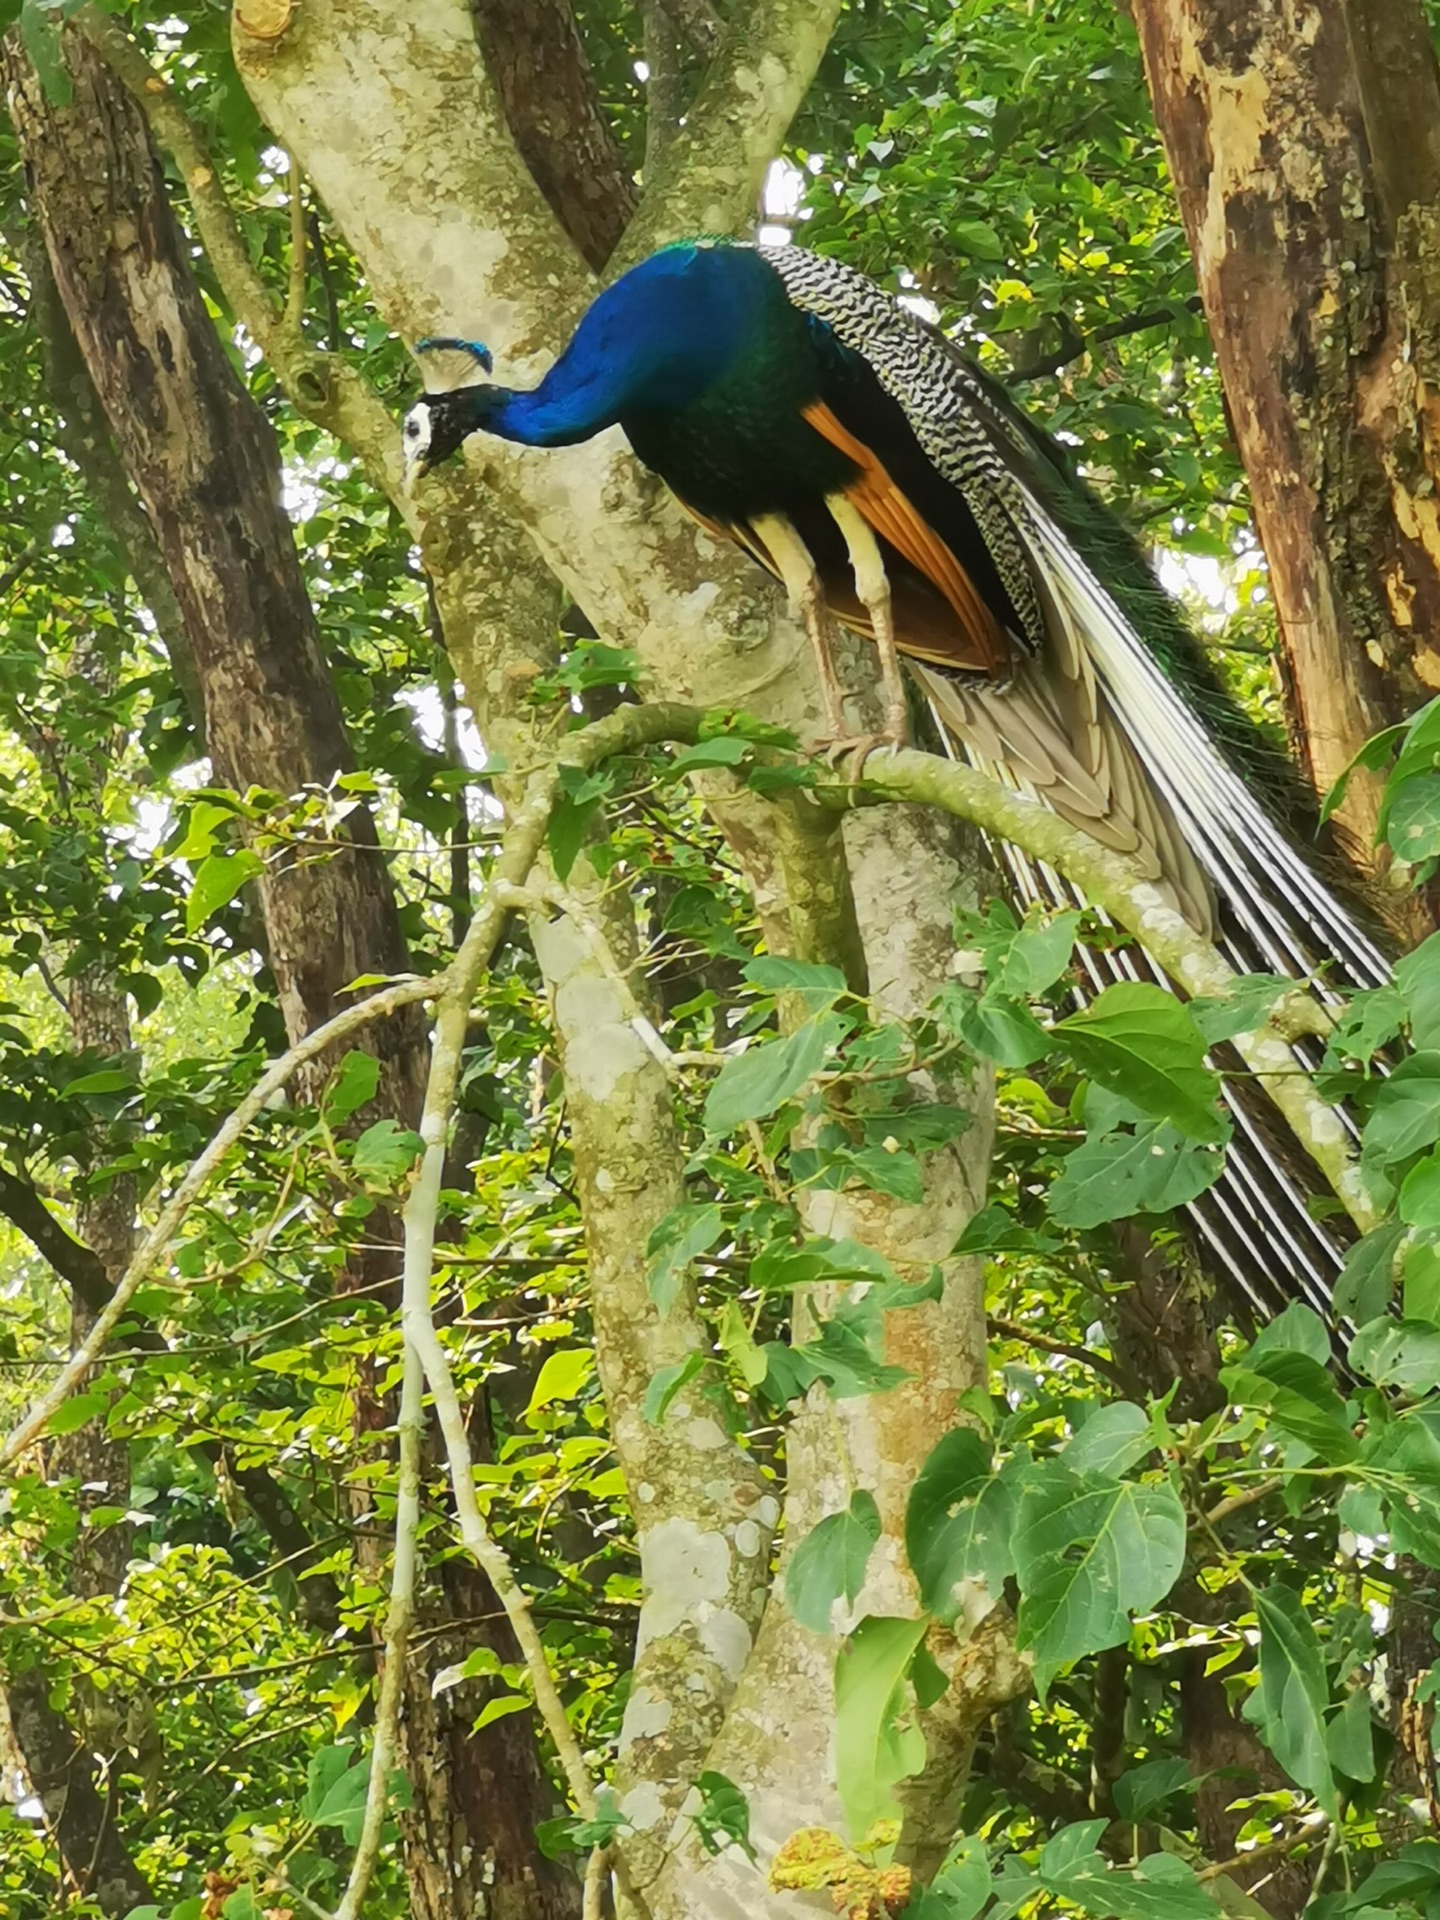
(812, 749), (1378, 1230)
(616, 0), (844, 266)
(1006, 296), (1205, 384)
(469, 0), (636, 269)
(0, 1165), (111, 1312)
(0, 701), (702, 1470)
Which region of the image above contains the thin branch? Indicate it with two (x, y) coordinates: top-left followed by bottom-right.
(1007, 296), (1205, 384)
(584, 1845), (611, 1920)
(332, 1346), (421, 1920)
(829, 748), (1382, 1233)
(0, 971), (433, 1469)
(284, 159), (307, 334)
(987, 1316), (1140, 1395)
(74, 7), (421, 524)
(0, 1166), (111, 1311)
(1195, 1817), (1329, 1885)
(1205, 1477), (1285, 1526)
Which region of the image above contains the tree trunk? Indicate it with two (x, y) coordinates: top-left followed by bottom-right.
(3, 28), (425, 1117)
(1129, 0), (1440, 925)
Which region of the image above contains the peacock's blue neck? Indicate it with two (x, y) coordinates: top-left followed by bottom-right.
(459, 243), (808, 450)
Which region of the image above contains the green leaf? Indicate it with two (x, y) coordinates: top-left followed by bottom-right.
(1221, 1349), (1356, 1461)
(794, 1316), (910, 1398)
(525, 1348), (594, 1416)
(350, 1118), (424, 1189)
(548, 793), (601, 882)
(702, 1012), (848, 1132)
(1055, 984), (1225, 1141)
(1347, 1842), (1440, 1910)
(952, 1203), (1058, 1256)
(1326, 1687), (1375, 1783)
(691, 1771), (757, 1862)
(643, 1353), (708, 1427)
(1402, 1148), (1440, 1227)
(66, 1068), (135, 1097)
(786, 1490), (882, 1632)
(1333, 1222), (1405, 1323)
(472, 1694), (531, 1733)
(833, 1614), (930, 1837)
(953, 218), (1004, 258)
(1251, 1301), (1332, 1366)
(1348, 1317), (1440, 1392)
(1047, 1120), (1227, 1228)
(1387, 773), (1440, 862)
(645, 1204), (725, 1314)
(42, 1391), (109, 1436)
(185, 849), (262, 933)
(910, 1836), (991, 1920)
(1187, 975), (1286, 1044)
(324, 1050), (380, 1124)
(716, 1299), (768, 1387)
(743, 955), (849, 1013)
(1319, 720), (1405, 823)
(20, 0), (71, 103)
(1111, 1757), (1195, 1823)
(948, 988), (1051, 1068)
(1063, 1402), (1151, 1478)
(1244, 1584), (1335, 1813)
(666, 737), (751, 774)
(905, 1427), (996, 1613)
(1397, 932), (1440, 1048)
(1362, 1053), (1440, 1164)
(1013, 1463), (1186, 1696)
(993, 910), (1083, 996)
(832, 1143), (925, 1202)
(1326, 984), (1407, 1066)
(310, 1751), (372, 1839)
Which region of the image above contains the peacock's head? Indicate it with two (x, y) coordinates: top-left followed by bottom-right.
(401, 337), (495, 485)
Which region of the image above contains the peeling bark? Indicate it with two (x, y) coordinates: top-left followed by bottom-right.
(1130, 0), (1440, 928)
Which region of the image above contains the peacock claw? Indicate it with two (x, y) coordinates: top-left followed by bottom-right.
(816, 727), (906, 782)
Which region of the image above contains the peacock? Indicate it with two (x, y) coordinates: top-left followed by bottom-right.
(400, 238), (1391, 1317)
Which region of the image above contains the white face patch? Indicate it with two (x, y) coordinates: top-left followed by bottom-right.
(400, 402), (433, 475)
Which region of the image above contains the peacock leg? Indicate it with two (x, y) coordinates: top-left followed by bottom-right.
(750, 511), (850, 736)
(825, 492), (911, 750)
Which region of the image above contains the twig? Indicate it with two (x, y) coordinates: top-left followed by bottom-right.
(284, 157), (307, 334)
(1007, 297), (1206, 384)
(584, 1844), (611, 1920)
(987, 1316), (1138, 1394)
(1195, 1817), (1329, 1884)
(0, 972), (435, 1468)
(1205, 1477), (1285, 1526)
(332, 1345), (421, 1920)
(0, 701), (705, 1474)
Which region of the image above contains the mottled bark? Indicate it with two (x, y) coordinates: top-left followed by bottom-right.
(1129, 0), (1440, 926)
(3, 29), (425, 1116)
(470, 0), (636, 268)
(1, 1665), (153, 1917)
